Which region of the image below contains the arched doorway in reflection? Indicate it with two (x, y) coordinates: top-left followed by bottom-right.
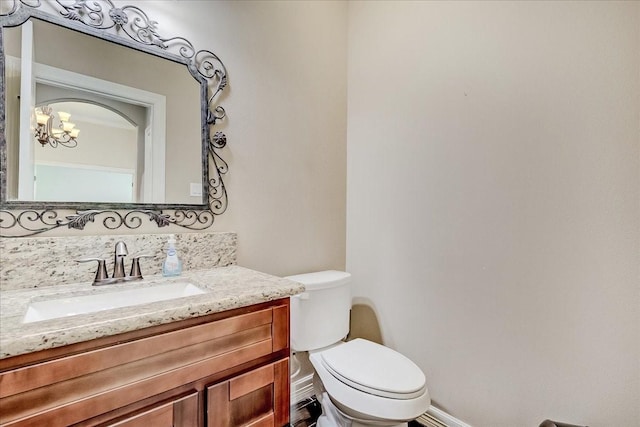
(33, 100), (140, 203)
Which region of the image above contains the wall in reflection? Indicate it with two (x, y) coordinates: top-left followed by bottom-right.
(34, 100), (138, 203)
(4, 18), (203, 205)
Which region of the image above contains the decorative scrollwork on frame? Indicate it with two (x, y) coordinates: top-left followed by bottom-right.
(0, 0), (230, 237)
(0, 209), (217, 236)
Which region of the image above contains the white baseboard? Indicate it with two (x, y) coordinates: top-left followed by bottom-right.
(417, 406), (473, 427)
(291, 372), (315, 405)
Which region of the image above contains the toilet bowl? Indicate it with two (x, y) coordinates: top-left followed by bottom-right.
(287, 271), (430, 427)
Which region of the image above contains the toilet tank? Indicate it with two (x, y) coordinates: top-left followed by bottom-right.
(286, 271), (351, 352)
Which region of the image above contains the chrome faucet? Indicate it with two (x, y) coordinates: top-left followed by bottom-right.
(78, 241), (153, 286)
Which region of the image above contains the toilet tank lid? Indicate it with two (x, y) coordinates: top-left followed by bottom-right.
(285, 270), (351, 290)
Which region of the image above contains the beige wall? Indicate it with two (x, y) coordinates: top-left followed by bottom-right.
(35, 120), (137, 170)
(137, 0), (348, 275)
(346, 1), (639, 426)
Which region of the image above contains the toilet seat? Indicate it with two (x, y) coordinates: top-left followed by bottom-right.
(319, 339), (427, 399)
(309, 339), (430, 422)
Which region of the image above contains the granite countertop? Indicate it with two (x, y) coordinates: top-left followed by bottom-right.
(0, 266), (304, 359)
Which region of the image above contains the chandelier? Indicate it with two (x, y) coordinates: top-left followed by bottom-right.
(34, 106), (80, 148)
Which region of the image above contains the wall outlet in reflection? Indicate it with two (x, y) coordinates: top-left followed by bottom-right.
(190, 183), (202, 197)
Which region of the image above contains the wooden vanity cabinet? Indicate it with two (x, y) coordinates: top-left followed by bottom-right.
(0, 298), (291, 427)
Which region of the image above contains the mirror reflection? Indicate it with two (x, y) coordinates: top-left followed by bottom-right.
(34, 100), (138, 203)
(3, 18), (204, 205)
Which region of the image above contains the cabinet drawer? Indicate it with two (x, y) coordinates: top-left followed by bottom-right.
(0, 300), (290, 427)
(1, 308), (272, 398)
(207, 358), (289, 427)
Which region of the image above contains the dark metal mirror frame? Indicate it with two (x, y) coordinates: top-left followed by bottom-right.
(0, 0), (229, 237)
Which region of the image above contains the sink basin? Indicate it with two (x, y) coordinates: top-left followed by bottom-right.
(23, 282), (206, 323)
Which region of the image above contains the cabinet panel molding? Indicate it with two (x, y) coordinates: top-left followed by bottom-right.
(104, 391), (198, 427)
(245, 412), (275, 427)
(230, 364), (275, 400)
(207, 381), (231, 427)
(272, 304), (289, 352)
(273, 358), (290, 427)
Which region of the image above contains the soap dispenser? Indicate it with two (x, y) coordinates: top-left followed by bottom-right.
(162, 235), (182, 277)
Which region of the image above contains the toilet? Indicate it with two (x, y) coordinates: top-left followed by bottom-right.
(287, 271), (430, 427)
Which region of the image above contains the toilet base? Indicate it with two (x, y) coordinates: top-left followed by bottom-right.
(316, 391), (409, 427)
(352, 422), (408, 427)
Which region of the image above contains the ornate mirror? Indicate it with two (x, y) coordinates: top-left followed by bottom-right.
(0, 0), (229, 237)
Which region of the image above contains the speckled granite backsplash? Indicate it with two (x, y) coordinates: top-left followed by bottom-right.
(0, 232), (236, 291)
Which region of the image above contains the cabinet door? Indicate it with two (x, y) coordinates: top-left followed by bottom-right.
(207, 358), (289, 427)
(100, 392), (198, 427)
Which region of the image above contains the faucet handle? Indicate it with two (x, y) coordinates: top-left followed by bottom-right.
(129, 254), (154, 279)
(77, 258), (108, 284)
